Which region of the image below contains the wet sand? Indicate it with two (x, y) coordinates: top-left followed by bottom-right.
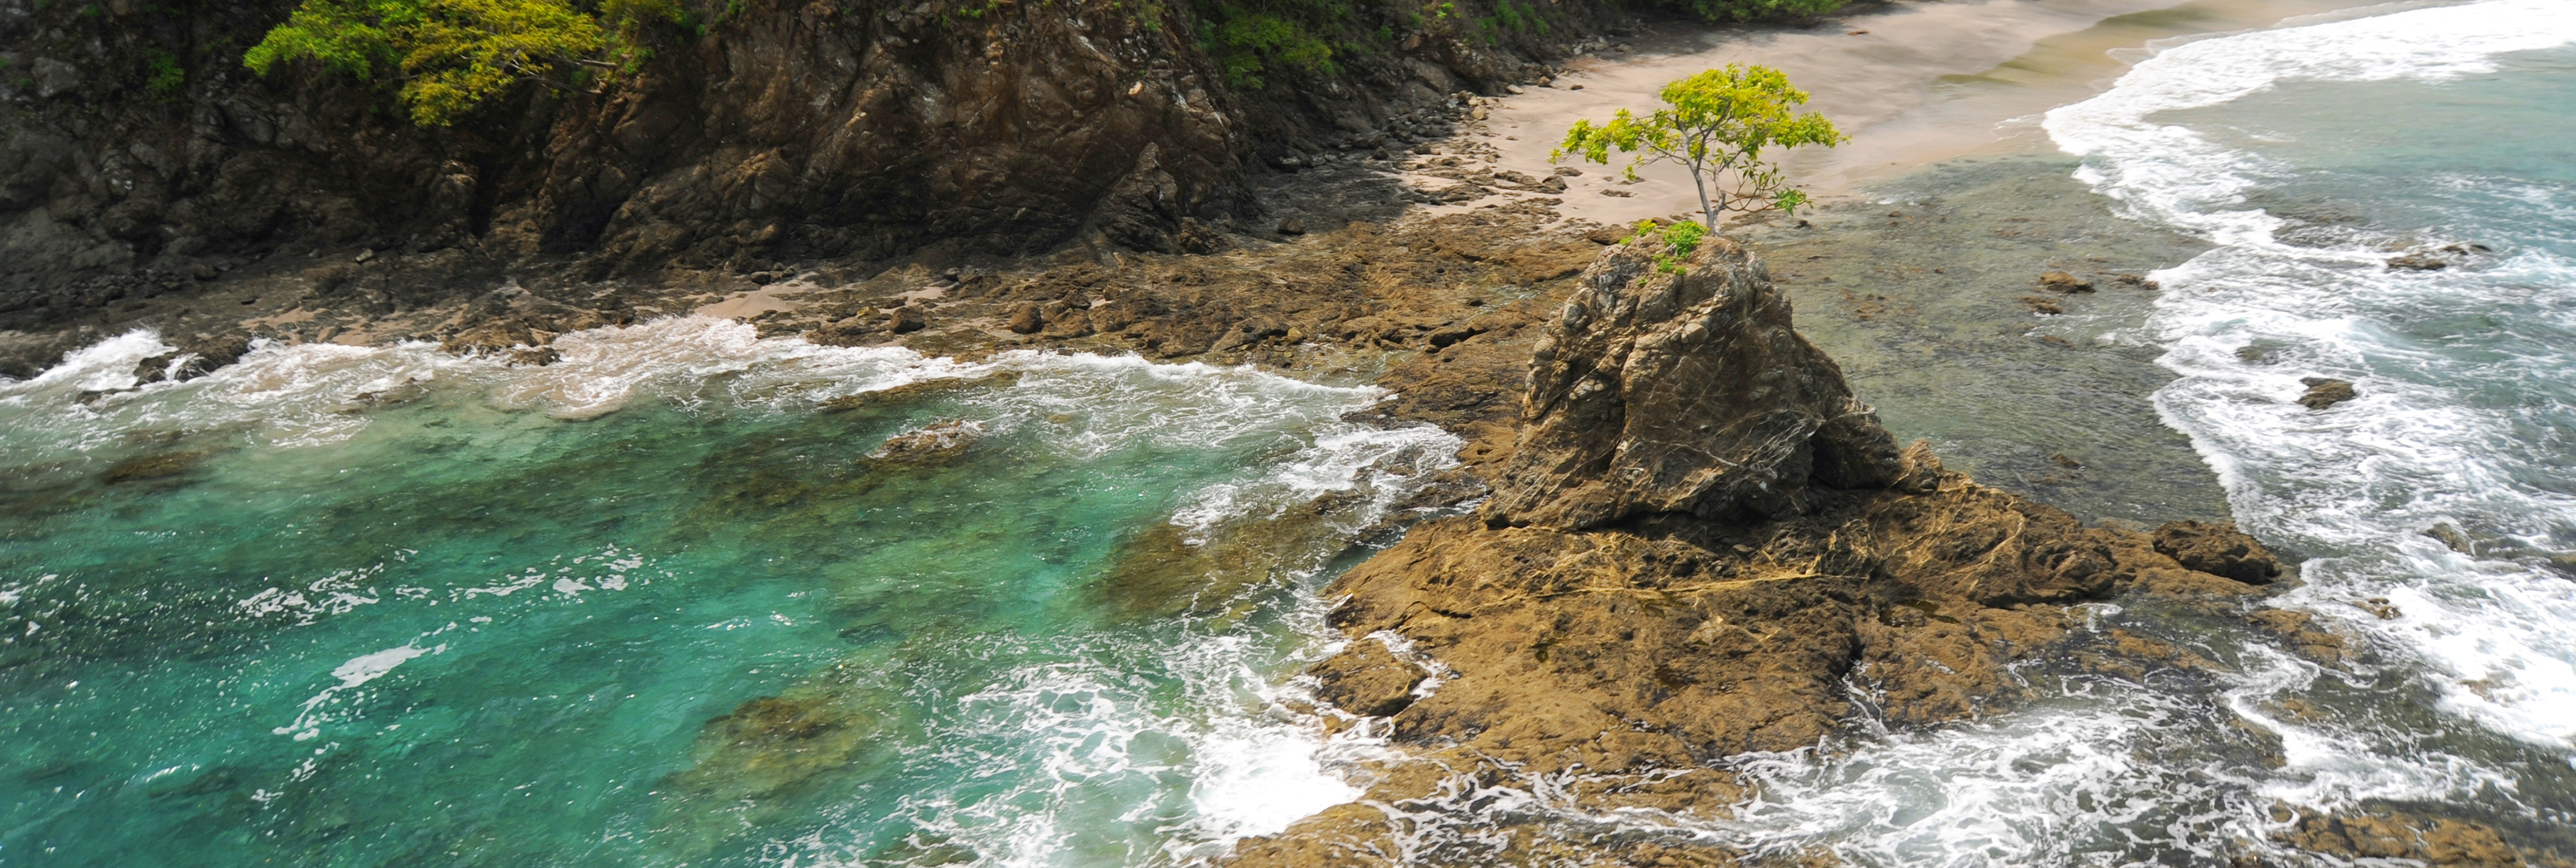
(1429, 0), (2410, 226)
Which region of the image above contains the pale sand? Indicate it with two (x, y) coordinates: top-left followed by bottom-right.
(1418, 0), (2401, 227)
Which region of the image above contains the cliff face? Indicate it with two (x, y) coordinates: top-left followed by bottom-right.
(0, 0), (1250, 296)
(1229, 237), (2287, 867)
(0, 0), (1623, 324)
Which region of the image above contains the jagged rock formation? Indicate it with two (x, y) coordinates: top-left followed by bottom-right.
(1483, 235), (1909, 530)
(0, 0), (1627, 323)
(1227, 237), (2292, 867)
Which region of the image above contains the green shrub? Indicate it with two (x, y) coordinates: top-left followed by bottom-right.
(144, 48), (185, 101)
(1195, 1), (1342, 89)
(1664, 0), (1843, 23)
(244, 0), (682, 126)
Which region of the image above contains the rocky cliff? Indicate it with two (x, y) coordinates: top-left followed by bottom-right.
(1226, 236), (2290, 867)
(0, 0), (1628, 341)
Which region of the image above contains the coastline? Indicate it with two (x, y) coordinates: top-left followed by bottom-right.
(12, 1), (2569, 865)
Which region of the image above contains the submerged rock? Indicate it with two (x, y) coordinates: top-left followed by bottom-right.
(97, 450), (207, 485)
(2298, 377), (2358, 410)
(2037, 270), (2096, 292)
(867, 419), (985, 463)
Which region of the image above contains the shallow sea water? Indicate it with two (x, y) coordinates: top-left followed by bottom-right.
(0, 319), (1458, 866)
(8, 1), (2576, 865)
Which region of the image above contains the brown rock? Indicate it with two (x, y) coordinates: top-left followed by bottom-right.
(1481, 235), (1904, 530)
(2425, 522), (2475, 554)
(1006, 303), (1044, 334)
(1309, 640), (1428, 717)
(2298, 377), (2357, 410)
(890, 305), (928, 334)
(2037, 271), (2095, 292)
(2281, 811), (2533, 866)
(2153, 519), (2284, 584)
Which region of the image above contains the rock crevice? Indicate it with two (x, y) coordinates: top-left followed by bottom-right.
(1483, 237), (1909, 531)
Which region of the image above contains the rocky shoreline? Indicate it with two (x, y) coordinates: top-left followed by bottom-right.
(9, 3), (2569, 865)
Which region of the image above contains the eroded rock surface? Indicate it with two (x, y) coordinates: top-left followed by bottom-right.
(1483, 237), (1907, 530)
(1228, 237), (2292, 866)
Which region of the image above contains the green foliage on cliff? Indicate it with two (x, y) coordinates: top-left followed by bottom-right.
(144, 48), (185, 101)
(1193, 0), (1348, 89)
(1205, 9), (1338, 87)
(1554, 64), (1844, 231)
(244, 0), (682, 126)
(1663, 0), (1843, 23)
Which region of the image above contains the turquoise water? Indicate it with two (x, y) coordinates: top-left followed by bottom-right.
(0, 319), (1455, 865)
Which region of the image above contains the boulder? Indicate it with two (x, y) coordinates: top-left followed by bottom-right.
(2298, 377), (2356, 410)
(2152, 519), (2283, 584)
(1481, 234), (1905, 530)
(890, 305), (928, 334)
(1006, 303), (1043, 334)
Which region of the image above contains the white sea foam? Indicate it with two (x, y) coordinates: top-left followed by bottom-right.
(1, 317), (1455, 865)
(2044, 0), (2576, 779)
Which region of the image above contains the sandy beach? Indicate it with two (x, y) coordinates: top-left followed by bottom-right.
(1417, 0), (2410, 226)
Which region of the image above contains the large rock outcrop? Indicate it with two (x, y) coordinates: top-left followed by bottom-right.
(1483, 235), (1909, 529)
(1226, 236), (2294, 867)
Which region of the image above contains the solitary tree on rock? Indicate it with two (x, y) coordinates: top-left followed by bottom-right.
(1554, 64), (1846, 231)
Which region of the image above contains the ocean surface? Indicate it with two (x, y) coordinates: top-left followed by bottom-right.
(1690, 0), (2576, 862)
(5, 0), (2576, 865)
(0, 319), (1458, 865)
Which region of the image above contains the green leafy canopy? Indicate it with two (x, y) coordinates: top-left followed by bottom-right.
(244, 0), (682, 126)
(1552, 64), (1845, 231)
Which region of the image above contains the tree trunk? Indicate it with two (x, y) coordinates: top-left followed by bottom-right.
(1689, 162), (1721, 231)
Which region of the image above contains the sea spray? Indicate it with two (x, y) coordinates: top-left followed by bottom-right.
(0, 317), (1458, 867)
(2044, 0), (2576, 825)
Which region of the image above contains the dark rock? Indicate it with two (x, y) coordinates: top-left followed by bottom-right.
(2037, 271), (2094, 293)
(1277, 217), (1307, 236)
(2153, 520), (2283, 584)
(99, 451), (207, 484)
(2297, 377), (2357, 410)
(2423, 523), (2474, 555)
(1309, 641), (1429, 718)
(2385, 253), (2451, 270)
(890, 305), (928, 334)
(1481, 235), (1905, 530)
(133, 335), (254, 384)
(1007, 303), (1044, 334)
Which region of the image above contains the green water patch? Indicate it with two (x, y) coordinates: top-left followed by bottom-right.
(0, 321), (1457, 866)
